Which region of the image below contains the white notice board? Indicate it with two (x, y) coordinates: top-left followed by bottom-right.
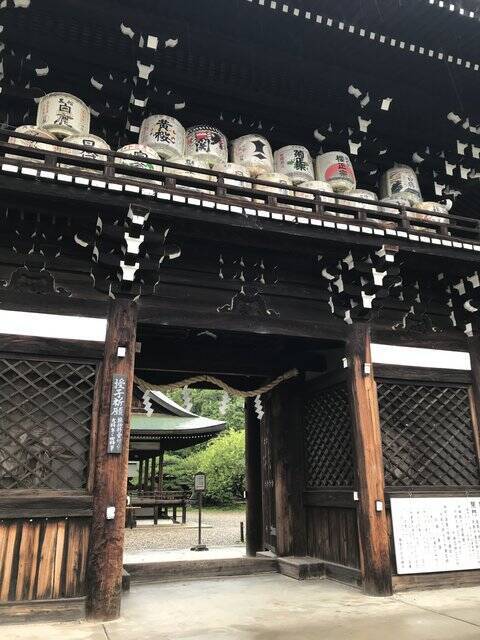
(391, 497), (480, 575)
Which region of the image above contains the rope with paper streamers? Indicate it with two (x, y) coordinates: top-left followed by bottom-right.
(134, 368), (299, 398)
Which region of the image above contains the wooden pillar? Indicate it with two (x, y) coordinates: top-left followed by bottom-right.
(346, 323), (392, 596)
(245, 397), (263, 557)
(138, 459), (144, 490)
(271, 380), (306, 557)
(467, 337), (480, 466)
(86, 298), (138, 621)
(150, 456), (156, 492)
(157, 449), (164, 493)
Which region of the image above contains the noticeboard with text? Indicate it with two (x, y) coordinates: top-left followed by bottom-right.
(108, 374), (127, 454)
(391, 496), (480, 574)
(194, 472), (206, 492)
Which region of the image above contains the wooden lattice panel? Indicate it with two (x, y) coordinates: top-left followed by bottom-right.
(377, 382), (480, 487)
(0, 358), (96, 490)
(304, 382), (354, 488)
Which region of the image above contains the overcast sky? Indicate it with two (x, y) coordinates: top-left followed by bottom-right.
(0, 310), (470, 370)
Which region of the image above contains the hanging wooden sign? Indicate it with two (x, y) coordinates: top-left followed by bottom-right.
(108, 374), (128, 454)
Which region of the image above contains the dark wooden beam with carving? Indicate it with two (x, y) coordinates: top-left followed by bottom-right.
(86, 298), (138, 621)
(346, 323), (392, 596)
(245, 397), (263, 557)
(270, 380), (307, 557)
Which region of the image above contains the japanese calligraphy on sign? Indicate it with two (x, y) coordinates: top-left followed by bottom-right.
(108, 374), (128, 454)
(391, 497), (480, 574)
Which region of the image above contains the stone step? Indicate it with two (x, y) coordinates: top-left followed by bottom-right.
(277, 556), (325, 580)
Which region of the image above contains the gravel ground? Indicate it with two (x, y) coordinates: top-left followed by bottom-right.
(124, 508), (246, 552)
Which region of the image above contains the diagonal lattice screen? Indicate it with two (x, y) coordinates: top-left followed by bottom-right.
(377, 382), (479, 487)
(0, 358), (96, 490)
(304, 382), (354, 488)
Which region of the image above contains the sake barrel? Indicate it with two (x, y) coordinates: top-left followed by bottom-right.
(335, 189), (377, 219)
(274, 145), (314, 185)
(36, 92), (90, 139)
(380, 164), (422, 205)
(6, 125), (58, 163)
(185, 125), (228, 167)
(254, 172), (293, 205)
(231, 134), (274, 177)
(164, 155), (212, 192)
(294, 180), (334, 212)
(378, 197), (407, 228)
(315, 151), (356, 193)
(60, 134), (110, 172)
(115, 144), (162, 183)
(415, 201), (449, 224)
(138, 115), (185, 160)
(410, 202), (449, 232)
(212, 162), (251, 200)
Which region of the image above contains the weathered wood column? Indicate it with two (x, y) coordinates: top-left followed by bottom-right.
(271, 380), (306, 557)
(87, 297), (138, 620)
(468, 337), (480, 461)
(245, 397), (263, 556)
(346, 323), (392, 596)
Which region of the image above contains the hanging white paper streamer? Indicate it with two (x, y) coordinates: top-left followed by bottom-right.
(254, 395), (264, 420)
(182, 385), (192, 412)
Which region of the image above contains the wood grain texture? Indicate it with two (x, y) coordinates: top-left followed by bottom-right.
(0, 518), (90, 602)
(270, 381), (307, 557)
(306, 506), (360, 569)
(86, 298), (138, 621)
(346, 324), (393, 596)
(245, 397), (263, 557)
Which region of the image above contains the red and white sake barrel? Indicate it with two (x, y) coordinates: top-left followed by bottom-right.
(380, 165), (422, 206)
(294, 180), (334, 211)
(36, 92), (90, 139)
(231, 134), (274, 177)
(115, 144), (162, 183)
(60, 134), (111, 172)
(274, 145), (314, 185)
(185, 125), (228, 167)
(138, 115), (185, 160)
(6, 125), (58, 163)
(315, 151), (356, 193)
(254, 172), (293, 205)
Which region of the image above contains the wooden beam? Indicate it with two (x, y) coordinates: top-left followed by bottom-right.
(270, 380), (307, 557)
(467, 337), (480, 475)
(245, 398), (263, 557)
(86, 298), (138, 621)
(346, 323), (392, 596)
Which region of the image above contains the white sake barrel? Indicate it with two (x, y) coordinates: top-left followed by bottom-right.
(336, 189), (377, 219)
(6, 125), (58, 163)
(415, 202), (449, 224)
(409, 202), (449, 232)
(164, 155), (212, 192)
(294, 180), (334, 212)
(212, 162), (251, 200)
(231, 134), (274, 177)
(185, 125), (228, 167)
(36, 92), (90, 139)
(61, 134), (110, 172)
(138, 115), (185, 159)
(254, 172), (293, 205)
(377, 197), (407, 228)
(274, 145), (314, 185)
(380, 165), (422, 205)
(115, 144), (162, 183)
(315, 151), (356, 193)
